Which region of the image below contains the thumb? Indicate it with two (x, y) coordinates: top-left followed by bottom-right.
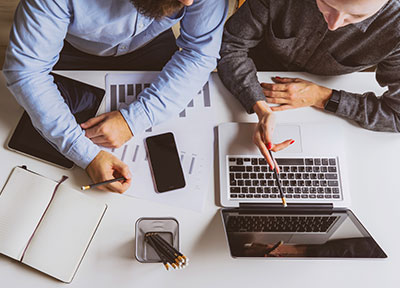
(81, 114), (107, 129)
(113, 160), (132, 180)
(271, 76), (297, 83)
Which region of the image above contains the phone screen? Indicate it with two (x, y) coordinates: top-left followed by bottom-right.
(145, 132), (186, 192)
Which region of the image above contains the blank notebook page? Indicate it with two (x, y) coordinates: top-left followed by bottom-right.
(22, 184), (106, 283)
(0, 167), (56, 260)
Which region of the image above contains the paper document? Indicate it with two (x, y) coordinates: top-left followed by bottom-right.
(105, 72), (215, 212)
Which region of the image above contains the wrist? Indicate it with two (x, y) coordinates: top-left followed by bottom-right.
(253, 101), (273, 118)
(315, 87), (333, 109)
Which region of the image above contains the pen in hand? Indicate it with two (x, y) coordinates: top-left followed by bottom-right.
(267, 149), (287, 207)
(81, 177), (126, 191)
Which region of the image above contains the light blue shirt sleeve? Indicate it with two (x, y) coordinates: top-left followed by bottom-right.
(3, 0), (228, 168)
(119, 0), (229, 135)
(3, 0), (100, 168)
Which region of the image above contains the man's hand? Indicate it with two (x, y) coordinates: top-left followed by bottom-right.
(261, 77), (333, 111)
(86, 150), (132, 193)
(81, 111), (133, 148)
(253, 101), (294, 171)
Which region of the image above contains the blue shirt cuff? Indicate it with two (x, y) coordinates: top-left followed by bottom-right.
(65, 134), (101, 169)
(120, 101), (152, 137)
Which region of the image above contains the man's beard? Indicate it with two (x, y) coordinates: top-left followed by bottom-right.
(130, 0), (184, 20)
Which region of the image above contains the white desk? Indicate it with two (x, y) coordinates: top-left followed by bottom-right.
(0, 71), (399, 288)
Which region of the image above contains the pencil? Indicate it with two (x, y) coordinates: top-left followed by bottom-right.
(268, 150), (287, 207)
(81, 177), (125, 190)
(265, 240), (284, 256)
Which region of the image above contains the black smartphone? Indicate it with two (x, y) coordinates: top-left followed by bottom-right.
(145, 132), (186, 193)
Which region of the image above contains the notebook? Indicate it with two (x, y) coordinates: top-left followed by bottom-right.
(218, 122), (350, 208)
(0, 166), (107, 283)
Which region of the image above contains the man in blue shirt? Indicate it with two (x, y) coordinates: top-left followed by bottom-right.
(3, 0), (228, 193)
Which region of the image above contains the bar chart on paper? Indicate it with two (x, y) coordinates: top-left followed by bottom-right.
(104, 72), (215, 211)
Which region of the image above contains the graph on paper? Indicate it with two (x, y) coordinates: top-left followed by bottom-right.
(104, 72), (215, 212)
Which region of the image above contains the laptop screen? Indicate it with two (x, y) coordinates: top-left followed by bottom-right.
(221, 208), (387, 258)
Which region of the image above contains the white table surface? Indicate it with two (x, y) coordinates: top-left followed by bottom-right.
(0, 71), (399, 288)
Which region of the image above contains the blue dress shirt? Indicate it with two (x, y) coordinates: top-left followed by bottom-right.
(3, 0), (228, 168)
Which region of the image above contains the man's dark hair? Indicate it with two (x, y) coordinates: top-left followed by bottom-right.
(130, 0), (184, 20)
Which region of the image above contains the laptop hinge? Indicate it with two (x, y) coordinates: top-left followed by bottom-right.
(238, 203), (334, 213)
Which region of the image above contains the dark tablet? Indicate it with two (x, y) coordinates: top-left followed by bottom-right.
(8, 73), (105, 169)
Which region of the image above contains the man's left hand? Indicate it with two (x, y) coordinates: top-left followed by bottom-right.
(261, 77), (333, 111)
(81, 111), (133, 148)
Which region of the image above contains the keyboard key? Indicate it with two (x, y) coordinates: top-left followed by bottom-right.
(259, 158), (267, 165)
(239, 194), (245, 198)
(250, 173), (257, 179)
(245, 180), (251, 186)
(230, 166), (245, 172)
(237, 158), (244, 165)
(329, 158), (336, 165)
(251, 158), (258, 165)
(260, 180), (267, 186)
(325, 173), (337, 179)
(264, 187), (271, 193)
(243, 173), (249, 179)
(238, 180), (244, 186)
(235, 173), (242, 179)
(257, 173), (264, 179)
(305, 158), (313, 165)
(243, 158), (250, 162)
(231, 194), (238, 198)
(229, 158), (236, 162)
(314, 158), (321, 165)
(262, 194), (269, 198)
(257, 187), (263, 193)
(270, 194), (277, 198)
(230, 187), (240, 193)
(328, 181), (339, 187)
(245, 166), (252, 172)
(321, 167), (328, 172)
(320, 180), (327, 187)
(246, 194), (253, 198)
(252, 180), (259, 186)
(254, 194), (261, 198)
(313, 166), (320, 172)
(290, 180), (297, 186)
(328, 166), (337, 172)
(242, 187), (248, 193)
(268, 180), (274, 186)
(322, 158), (329, 165)
(249, 187), (256, 193)
(301, 195), (309, 198)
(332, 188), (340, 194)
(333, 195), (340, 199)
(254, 166), (260, 172)
(283, 166), (290, 172)
(276, 158), (305, 165)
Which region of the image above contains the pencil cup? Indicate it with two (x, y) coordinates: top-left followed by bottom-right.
(135, 217), (179, 263)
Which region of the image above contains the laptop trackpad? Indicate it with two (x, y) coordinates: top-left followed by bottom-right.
(221, 123), (303, 155)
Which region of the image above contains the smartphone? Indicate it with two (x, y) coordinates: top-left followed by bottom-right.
(145, 132), (186, 193)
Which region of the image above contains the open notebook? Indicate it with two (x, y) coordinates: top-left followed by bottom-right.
(0, 166), (107, 283)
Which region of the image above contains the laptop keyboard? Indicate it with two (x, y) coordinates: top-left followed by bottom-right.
(227, 215), (339, 233)
(227, 156), (342, 201)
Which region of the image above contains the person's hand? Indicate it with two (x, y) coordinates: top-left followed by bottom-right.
(252, 101), (294, 171)
(81, 111), (133, 148)
(260, 76), (333, 111)
(86, 150), (132, 193)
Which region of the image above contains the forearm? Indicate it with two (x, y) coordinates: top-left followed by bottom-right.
(332, 88), (400, 132)
(217, 0), (268, 113)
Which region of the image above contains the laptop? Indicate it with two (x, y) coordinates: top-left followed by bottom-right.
(218, 122), (386, 258)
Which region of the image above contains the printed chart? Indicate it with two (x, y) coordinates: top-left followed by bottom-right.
(105, 72), (214, 211)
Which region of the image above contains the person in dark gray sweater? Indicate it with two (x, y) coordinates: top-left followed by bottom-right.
(217, 0), (399, 169)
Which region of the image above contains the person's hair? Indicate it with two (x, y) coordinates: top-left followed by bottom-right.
(130, 0), (184, 20)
